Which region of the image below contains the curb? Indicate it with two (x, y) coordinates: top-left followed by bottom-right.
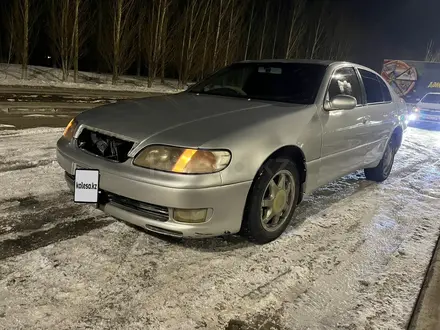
(407, 228), (440, 329)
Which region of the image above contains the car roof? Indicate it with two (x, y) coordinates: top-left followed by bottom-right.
(238, 58), (368, 69)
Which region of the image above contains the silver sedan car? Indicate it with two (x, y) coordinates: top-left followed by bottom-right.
(57, 60), (407, 244)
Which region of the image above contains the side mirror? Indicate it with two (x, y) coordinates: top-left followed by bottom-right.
(324, 95), (357, 111)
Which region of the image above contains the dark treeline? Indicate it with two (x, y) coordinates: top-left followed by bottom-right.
(0, 0), (356, 87)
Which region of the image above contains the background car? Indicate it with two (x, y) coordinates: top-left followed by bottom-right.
(408, 92), (440, 126)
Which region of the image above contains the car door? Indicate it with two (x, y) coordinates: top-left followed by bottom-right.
(318, 66), (370, 186)
(357, 68), (396, 166)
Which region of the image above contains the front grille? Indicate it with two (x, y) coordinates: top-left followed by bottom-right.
(101, 191), (170, 222)
(77, 128), (134, 162)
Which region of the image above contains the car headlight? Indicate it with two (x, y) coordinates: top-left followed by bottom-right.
(63, 118), (78, 140)
(133, 145), (231, 174)
(408, 113), (418, 121)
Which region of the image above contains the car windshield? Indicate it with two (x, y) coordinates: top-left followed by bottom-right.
(187, 62), (327, 104)
(421, 93), (440, 104)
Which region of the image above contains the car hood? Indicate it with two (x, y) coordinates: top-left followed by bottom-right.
(76, 93), (307, 145)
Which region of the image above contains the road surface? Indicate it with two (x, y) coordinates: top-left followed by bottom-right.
(0, 85), (167, 111)
(0, 85), (169, 129)
(0, 125), (439, 329)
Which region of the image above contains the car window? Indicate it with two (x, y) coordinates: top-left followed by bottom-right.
(420, 93), (440, 104)
(359, 69), (384, 104)
(377, 77), (392, 102)
(327, 67), (362, 105)
(188, 62), (327, 104)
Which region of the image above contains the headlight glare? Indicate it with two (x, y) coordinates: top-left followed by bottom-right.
(133, 145), (231, 174)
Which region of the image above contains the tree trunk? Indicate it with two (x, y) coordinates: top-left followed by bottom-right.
(259, 2), (269, 60)
(157, 0), (167, 82)
(97, 0), (103, 72)
(136, 13), (142, 76)
(272, 1), (281, 59)
(244, 1), (255, 60)
(184, 0), (195, 84)
(224, 0), (234, 66)
(285, 1), (305, 59)
(178, 11), (188, 88)
(73, 0), (80, 82)
(112, 0), (122, 84)
(212, 0), (223, 69)
(22, 0), (29, 80)
(160, 14), (168, 84)
(201, 0), (212, 79)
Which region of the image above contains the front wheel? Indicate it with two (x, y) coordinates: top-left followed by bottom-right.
(364, 141), (395, 182)
(241, 158), (300, 244)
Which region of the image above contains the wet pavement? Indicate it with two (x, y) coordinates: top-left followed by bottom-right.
(0, 86), (165, 129)
(0, 85), (164, 113)
(0, 110), (80, 129)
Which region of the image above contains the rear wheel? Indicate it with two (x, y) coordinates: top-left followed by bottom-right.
(241, 158), (300, 244)
(364, 141), (395, 182)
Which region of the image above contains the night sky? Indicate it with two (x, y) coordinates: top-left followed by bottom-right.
(345, 0), (440, 70)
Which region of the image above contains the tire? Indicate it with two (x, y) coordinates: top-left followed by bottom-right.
(241, 158), (300, 244)
(364, 140), (395, 182)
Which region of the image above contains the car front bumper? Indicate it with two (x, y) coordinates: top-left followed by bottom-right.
(57, 140), (252, 238)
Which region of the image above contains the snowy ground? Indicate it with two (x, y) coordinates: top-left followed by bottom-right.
(0, 126), (440, 330)
(0, 64), (181, 94)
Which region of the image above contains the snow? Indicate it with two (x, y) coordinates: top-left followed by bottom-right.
(0, 126), (440, 329)
(0, 63), (183, 94)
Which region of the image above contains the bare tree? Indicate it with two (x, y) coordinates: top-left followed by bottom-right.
(73, 0), (80, 82)
(21, 0), (29, 79)
(272, 0), (281, 58)
(244, 1), (255, 61)
(425, 40), (440, 62)
(136, 6), (146, 77)
(48, 0), (73, 81)
(160, 13), (170, 83)
(99, 0), (136, 84)
(212, 0), (224, 69)
(259, 2), (270, 60)
(325, 13), (351, 60)
(4, 0), (42, 79)
(308, 1), (328, 59)
(224, 0), (235, 65)
(177, 0), (212, 85)
(285, 0), (306, 59)
(1, 1), (17, 71)
(201, 0), (213, 78)
(144, 0), (170, 87)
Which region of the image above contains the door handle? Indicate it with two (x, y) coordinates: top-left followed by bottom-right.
(362, 116), (370, 124)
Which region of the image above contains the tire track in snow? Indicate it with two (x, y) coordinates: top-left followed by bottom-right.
(0, 191), (113, 260)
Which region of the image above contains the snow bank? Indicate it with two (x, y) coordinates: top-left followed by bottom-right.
(0, 63), (182, 94)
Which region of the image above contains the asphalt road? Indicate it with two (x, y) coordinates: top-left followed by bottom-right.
(0, 85), (168, 129)
(0, 85), (164, 98)
(0, 111), (81, 129)
(0, 84), (166, 111)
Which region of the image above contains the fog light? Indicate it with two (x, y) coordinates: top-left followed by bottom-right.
(173, 209), (208, 223)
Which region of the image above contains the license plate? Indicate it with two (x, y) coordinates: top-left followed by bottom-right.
(74, 169), (100, 203)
